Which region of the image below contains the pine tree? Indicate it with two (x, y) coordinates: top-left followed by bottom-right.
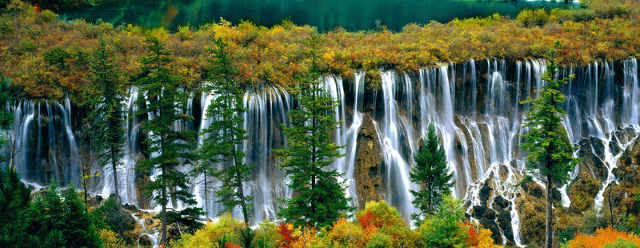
(136, 36), (201, 245)
(197, 38), (253, 223)
(410, 123), (454, 224)
(86, 39), (126, 203)
(521, 42), (578, 248)
(29, 186), (101, 248)
(277, 34), (350, 228)
(0, 168), (34, 247)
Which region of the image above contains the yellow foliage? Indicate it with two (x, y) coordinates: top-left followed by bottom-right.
(328, 218), (367, 248)
(98, 229), (126, 248)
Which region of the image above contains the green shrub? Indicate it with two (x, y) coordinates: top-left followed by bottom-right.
(366, 233), (392, 248)
(16, 39), (36, 54)
(252, 221), (281, 248)
(92, 196), (135, 239)
(418, 195), (467, 248)
(603, 238), (640, 248)
(517, 9), (550, 27)
(99, 229), (126, 248)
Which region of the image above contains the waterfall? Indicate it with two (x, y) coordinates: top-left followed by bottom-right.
(9, 58), (640, 246)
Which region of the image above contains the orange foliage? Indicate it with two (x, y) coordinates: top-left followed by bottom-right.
(569, 227), (640, 248)
(462, 222), (501, 248)
(225, 242), (242, 248)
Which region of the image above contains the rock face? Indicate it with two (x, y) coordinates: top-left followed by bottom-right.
(355, 114), (384, 208)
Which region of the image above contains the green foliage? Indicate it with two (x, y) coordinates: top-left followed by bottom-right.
(356, 200), (406, 229)
(85, 39), (126, 202)
(171, 214), (245, 248)
(252, 221), (281, 248)
(135, 36), (202, 244)
(410, 123), (454, 224)
(366, 233), (393, 248)
(603, 239), (640, 248)
(43, 47), (70, 69)
(418, 195), (467, 248)
(197, 37), (253, 223)
(0, 168), (34, 247)
(517, 9), (550, 27)
(521, 42), (578, 186)
(276, 34), (350, 228)
(29, 186), (101, 248)
(521, 42), (579, 248)
(92, 196), (135, 238)
(0, 77), (14, 147)
(99, 229), (126, 248)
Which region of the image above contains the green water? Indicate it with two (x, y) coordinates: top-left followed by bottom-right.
(64, 0), (578, 31)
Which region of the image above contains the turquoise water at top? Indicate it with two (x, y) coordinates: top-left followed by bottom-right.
(64, 0), (578, 32)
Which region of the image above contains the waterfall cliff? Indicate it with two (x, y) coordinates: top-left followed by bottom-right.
(10, 58), (640, 245)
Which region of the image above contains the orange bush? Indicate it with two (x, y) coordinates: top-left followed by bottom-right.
(569, 227), (640, 248)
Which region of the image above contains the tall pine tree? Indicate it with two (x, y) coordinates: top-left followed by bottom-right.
(86, 39), (125, 203)
(197, 38), (253, 223)
(410, 123), (454, 224)
(277, 34), (350, 228)
(136, 36), (201, 245)
(0, 168), (34, 247)
(521, 42), (578, 248)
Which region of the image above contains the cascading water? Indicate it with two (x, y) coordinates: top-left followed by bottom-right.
(9, 58), (640, 246)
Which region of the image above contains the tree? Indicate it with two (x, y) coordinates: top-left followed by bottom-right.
(277, 34), (350, 228)
(196, 38), (253, 223)
(29, 186), (101, 248)
(136, 36), (201, 245)
(410, 123), (454, 224)
(418, 195), (468, 248)
(0, 77), (15, 166)
(0, 167), (34, 247)
(86, 39), (126, 203)
(521, 42), (578, 248)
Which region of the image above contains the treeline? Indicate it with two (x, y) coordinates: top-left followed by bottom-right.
(0, 0), (638, 101)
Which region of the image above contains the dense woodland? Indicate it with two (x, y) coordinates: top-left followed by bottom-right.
(1, 0), (640, 247)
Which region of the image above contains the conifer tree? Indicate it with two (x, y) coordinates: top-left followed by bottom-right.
(136, 36), (201, 245)
(86, 39), (125, 203)
(0, 168), (33, 247)
(521, 42), (578, 248)
(410, 123), (454, 224)
(277, 34), (350, 228)
(197, 38), (253, 223)
(29, 187), (101, 248)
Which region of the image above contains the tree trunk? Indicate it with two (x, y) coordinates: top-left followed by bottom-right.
(545, 174), (553, 248)
(161, 166), (167, 246)
(112, 148), (120, 203)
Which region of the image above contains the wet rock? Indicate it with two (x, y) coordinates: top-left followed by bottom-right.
(355, 114), (384, 208)
(479, 182), (491, 205)
(138, 235), (153, 246)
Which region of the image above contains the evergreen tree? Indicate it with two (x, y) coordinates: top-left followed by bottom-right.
(277, 34), (350, 228)
(410, 123), (454, 224)
(29, 187), (101, 248)
(136, 36), (201, 245)
(0, 168), (34, 247)
(197, 38), (253, 223)
(521, 42), (578, 248)
(86, 39), (126, 203)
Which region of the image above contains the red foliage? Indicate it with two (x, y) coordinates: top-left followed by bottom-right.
(225, 242), (242, 248)
(33, 4), (40, 13)
(277, 223), (296, 248)
(463, 223), (480, 246)
(358, 212), (378, 229)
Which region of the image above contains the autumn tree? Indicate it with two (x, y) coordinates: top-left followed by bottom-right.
(521, 42), (578, 248)
(85, 39), (125, 203)
(410, 123), (454, 225)
(136, 36), (201, 245)
(277, 34), (350, 228)
(197, 38), (253, 223)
